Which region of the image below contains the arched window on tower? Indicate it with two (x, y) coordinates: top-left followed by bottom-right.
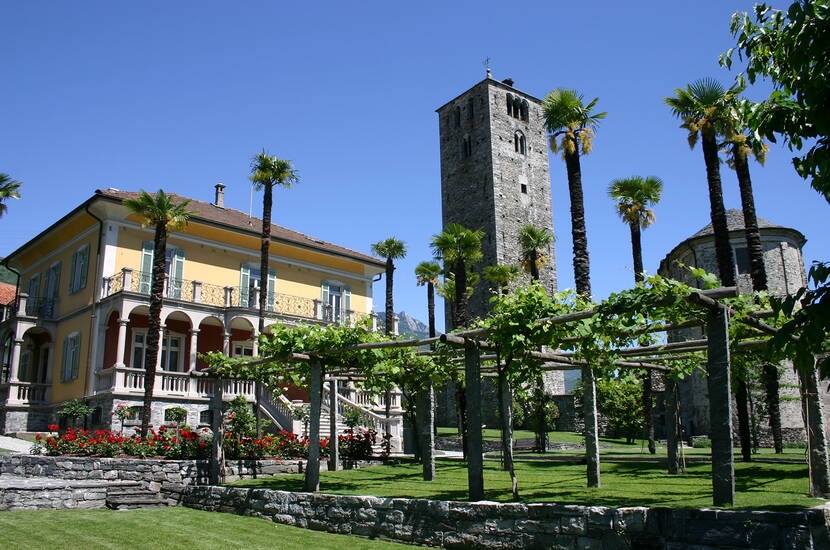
(506, 93), (514, 117)
(461, 135), (472, 159)
(520, 100), (529, 121)
(514, 131), (526, 155)
(467, 98), (474, 121)
(454, 106), (461, 128)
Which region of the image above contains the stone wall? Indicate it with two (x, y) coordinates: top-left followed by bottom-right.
(0, 478), (115, 511)
(0, 454), (305, 504)
(182, 485), (830, 549)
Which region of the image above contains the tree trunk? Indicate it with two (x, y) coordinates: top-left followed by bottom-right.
(304, 357), (323, 492)
(456, 382), (468, 461)
(629, 222), (644, 283)
(564, 148), (591, 298)
(643, 370), (656, 454)
(664, 376), (680, 474)
(328, 378), (339, 472)
(797, 359), (830, 498)
(534, 380), (547, 453)
(701, 129), (735, 289)
(257, 183), (273, 438)
(763, 364), (784, 453)
(418, 385), (435, 481)
(582, 366), (600, 488)
(384, 257), (395, 442)
(733, 144), (783, 453)
(735, 378), (753, 462)
(529, 250), (539, 282)
(464, 340), (484, 501)
(498, 363), (518, 500)
(209, 378), (224, 485)
(426, 283), (436, 341)
(140, 223), (167, 438)
(706, 306), (735, 507)
(454, 261), (468, 329)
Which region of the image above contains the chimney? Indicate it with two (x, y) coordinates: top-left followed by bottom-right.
(214, 183), (226, 208)
(502, 77), (514, 87)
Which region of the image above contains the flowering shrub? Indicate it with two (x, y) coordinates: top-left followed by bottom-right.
(338, 428), (376, 461)
(31, 426), (329, 461)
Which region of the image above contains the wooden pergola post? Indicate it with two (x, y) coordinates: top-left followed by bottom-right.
(706, 306), (735, 506)
(582, 365), (601, 488)
(465, 339), (484, 501)
(797, 358), (830, 498)
(664, 376), (680, 475)
(418, 384), (435, 481)
(304, 356), (323, 492)
(209, 378), (224, 486)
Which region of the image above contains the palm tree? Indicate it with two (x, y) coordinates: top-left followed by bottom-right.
(518, 225), (554, 282)
(371, 238), (407, 336)
(722, 104), (783, 454)
(371, 238), (407, 443)
(0, 174), (22, 218)
(665, 79), (753, 463)
(430, 223), (484, 330)
(607, 175), (664, 455)
(415, 261), (441, 480)
(123, 190), (193, 438)
(607, 176), (663, 283)
(483, 264), (520, 297)
(249, 152), (299, 334)
(543, 88), (605, 488)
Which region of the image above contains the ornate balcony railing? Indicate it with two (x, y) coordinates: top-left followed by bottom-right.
(104, 366), (256, 401)
(101, 267), (378, 328)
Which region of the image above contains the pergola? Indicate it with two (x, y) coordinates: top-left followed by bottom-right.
(203, 286), (829, 507)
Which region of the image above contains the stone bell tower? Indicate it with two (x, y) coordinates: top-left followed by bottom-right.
(436, 73), (557, 329)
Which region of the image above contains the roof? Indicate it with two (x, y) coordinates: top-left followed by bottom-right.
(435, 77), (543, 113)
(95, 189), (385, 268)
(691, 209), (783, 238)
(0, 282), (16, 305)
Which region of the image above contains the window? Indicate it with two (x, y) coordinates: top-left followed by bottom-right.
(461, 135), (472, 159)
(514, 131), (526, 155)
(131, 330), (185, 372)
(454, 106), (461, 128)
(27, 274), (40, 298)
(60, 332), (81, 382)
(506, 94), (530, 122)
(199, 409), (213, 425)
(506, 93), (514, 116)
(42, 262), (61, 317)
(69, 244), (90, 294)
(321, 281), (351, 323)
(521, 184), (528, 194)
(139, 242), (185, 298)
(735, 247), (752, 275)
(520, 99), (529, 121)
(239, 264), (276, 309)
(467, 98), (474, 121)
(233, 341), (254, 358)
(124, 406), (142, 425)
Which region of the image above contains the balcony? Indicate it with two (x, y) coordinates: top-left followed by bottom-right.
(101, 268), (375, 327)
(95, 366), (256, 402)
(0, 295), (58, 323)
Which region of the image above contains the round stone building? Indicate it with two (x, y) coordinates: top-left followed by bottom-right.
(658, 209), (826, 444)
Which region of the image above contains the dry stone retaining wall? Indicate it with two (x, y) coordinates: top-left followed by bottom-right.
(182, 485), (830, 549)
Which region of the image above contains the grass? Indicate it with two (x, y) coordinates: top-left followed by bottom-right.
(0, 507), (414, 550)
(230, 457), (822, 510)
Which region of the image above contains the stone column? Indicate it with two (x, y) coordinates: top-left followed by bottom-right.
(465, 340), (484, 501)
(224, 286), (234, 308)
(222, 332), (231, 356)
(16, 293), (28, 317)
(707, 306), (735, 507)
(251, 330), (259, 357)
(156, 326), (166, 371)
(328, 378), (339, 472)
(188, 329), (200, 372)
(304, 356), (324, 492)
(114, 319), (129, 368)
(8, 339), (23, 383)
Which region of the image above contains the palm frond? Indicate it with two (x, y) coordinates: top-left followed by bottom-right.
(249, 151), (300, 190)
(371, 237), (407, 260)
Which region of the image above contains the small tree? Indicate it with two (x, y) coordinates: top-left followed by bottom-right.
(58, 399), (93, 428)
(596, 376), (645, 444)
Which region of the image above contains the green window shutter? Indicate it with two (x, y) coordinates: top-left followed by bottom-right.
(71, 334), (81, 380)
(60, 337), (69, 382)
(47, 262), (62, 299)
(321, 280), (330, 304)
(69, 250), (78, 293)
(343, 285), (351, 313)
(79, 245), (90, 290)
(239, 264), (250, 307)
(28, 275), (40, 298)
(171, 248), (185, 299)
(139, 242), (154, 293)
(267, 269), (277, 311)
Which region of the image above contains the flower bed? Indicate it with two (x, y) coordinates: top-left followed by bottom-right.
(31, 425), (329, 461)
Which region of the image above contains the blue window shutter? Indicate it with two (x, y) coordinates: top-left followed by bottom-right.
(79, 246), (90, 290)
(69, 250), (78, 293)
(71, 334), (81, 380)
(267, 269), (277, 311)
(171, 248), (185, 299)
(61, 337), (69, 382)
(28, 274), (40, 298)
(239, 264), (250, 307)
(140, 242), (154, 293)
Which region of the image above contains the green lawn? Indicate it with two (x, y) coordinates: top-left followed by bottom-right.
(230, 458), (823, 510)
(0, 507), (414, 550)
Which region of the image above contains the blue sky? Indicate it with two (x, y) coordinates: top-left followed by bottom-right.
(2, 0), (824, 332)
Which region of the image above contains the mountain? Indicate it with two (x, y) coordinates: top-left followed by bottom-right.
(374, 310), (431, 339)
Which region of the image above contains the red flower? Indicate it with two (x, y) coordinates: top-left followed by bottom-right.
(35, 434), (42, 440)
(198, 441), (206, 448)
(48, 424), (58, 431)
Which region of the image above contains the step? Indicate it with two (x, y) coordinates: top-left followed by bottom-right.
(106, 486), (166, 510)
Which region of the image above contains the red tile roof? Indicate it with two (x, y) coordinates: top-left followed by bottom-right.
(0, 282), (16, 305)
(95, 189), (385, 268)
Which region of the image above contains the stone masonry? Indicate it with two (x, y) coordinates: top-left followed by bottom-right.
(657, 210), (827, 441)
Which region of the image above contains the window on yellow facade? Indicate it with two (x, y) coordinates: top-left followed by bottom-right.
(239, 264), (276, 310)
(139, 242), (185, 299)
(321, 280), (351, 323)
(131, 330), (184, 372)
(60, 332), (81, 382)
(69, 244), (90, 294)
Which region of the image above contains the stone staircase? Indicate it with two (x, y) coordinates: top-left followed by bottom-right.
(106, 482), (166, 510)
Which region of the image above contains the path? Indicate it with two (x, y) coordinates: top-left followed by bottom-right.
(0, 435), (33, 453)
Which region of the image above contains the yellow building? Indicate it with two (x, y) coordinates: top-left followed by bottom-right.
(0, 185), (399, 436)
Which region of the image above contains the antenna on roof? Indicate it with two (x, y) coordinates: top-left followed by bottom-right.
(483, 57), (492, 79)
